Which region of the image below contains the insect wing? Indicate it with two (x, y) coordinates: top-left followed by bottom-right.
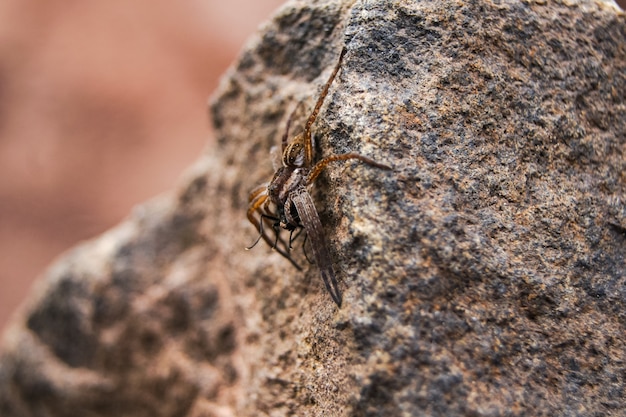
(291, 188), (342, 306)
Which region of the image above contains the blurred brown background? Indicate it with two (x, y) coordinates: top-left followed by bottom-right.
(0, 0), (624, 334)
(0, 0), (284, 332)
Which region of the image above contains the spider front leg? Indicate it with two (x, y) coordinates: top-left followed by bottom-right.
(300, 47), (347, 167)
(281, 102), (304, 153)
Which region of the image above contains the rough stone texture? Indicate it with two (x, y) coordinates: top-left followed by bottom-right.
(1, 0), (625, 416)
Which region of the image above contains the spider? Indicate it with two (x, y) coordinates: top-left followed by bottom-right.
(247, 47), (390, 307)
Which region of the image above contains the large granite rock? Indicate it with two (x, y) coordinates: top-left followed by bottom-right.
(1, 0), (624, 415)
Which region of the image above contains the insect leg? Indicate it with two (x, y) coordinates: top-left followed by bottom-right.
(300, 232), (314, 264)
(246, 213), (279, 250)
(247, 191), (301, 270)
(288, 226), (306, 250)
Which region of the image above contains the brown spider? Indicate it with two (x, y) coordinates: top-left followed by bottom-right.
(247, 47), (390, 307)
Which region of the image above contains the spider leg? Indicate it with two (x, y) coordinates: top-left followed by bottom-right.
(306, 153), (391, 185)
(247, 191), (271, 247)
(270, 146), (282, 172)
(302, 47), (347, 166)
(281, 102), (304, 152)
(248, 183), (269, 203)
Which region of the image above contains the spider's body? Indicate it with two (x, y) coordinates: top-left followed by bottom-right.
(268, 166), (306, 229)
(247, 47), (390, 307)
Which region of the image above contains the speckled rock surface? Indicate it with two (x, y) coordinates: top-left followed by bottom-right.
(1, 0), (625, 416)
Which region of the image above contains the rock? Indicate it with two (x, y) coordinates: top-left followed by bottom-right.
(1, 0), (625, 415)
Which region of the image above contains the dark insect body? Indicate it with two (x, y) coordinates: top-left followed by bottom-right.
(247, 47), (390, 307)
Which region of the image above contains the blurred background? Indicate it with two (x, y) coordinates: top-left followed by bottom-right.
(0, 0), (624, 333)
(0, 0), (283, 332)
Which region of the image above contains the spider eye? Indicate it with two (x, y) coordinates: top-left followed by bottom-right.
(283, 139), (305, 166)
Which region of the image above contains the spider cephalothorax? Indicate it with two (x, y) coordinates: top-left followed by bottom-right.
(247, 47), (390, 307)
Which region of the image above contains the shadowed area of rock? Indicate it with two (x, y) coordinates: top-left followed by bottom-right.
(1, 0), (625, 415)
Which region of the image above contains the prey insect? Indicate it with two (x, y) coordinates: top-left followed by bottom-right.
(246, 47), (390, 307)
